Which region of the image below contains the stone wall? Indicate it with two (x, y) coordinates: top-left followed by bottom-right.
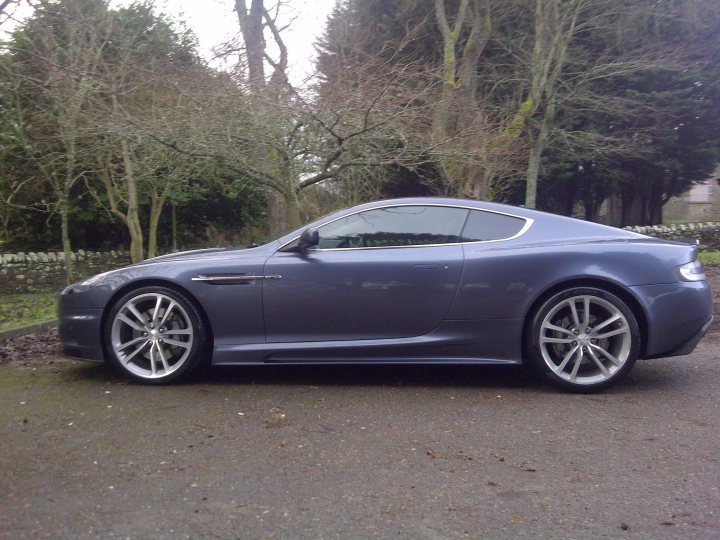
(625, 222), (720, 250)
(0, 250), (131, 294)
(4, 222), (720, 295)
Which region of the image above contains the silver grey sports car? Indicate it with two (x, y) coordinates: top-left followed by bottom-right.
(59, 198), (713, 392)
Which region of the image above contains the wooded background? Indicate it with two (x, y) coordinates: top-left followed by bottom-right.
(1, 0), (719, 279)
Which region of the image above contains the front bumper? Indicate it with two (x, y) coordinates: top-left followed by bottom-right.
(58, 290), (105, 362)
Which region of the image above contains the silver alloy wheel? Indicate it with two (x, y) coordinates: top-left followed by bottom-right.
(110, 292), (194, 379)
(539, 294), (631, 385)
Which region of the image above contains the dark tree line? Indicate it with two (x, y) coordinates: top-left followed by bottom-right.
(1, 0), (719, 280)
(315, 0), (720, 225)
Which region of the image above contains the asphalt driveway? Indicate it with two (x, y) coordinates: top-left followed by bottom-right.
(1, 336), (719, 539)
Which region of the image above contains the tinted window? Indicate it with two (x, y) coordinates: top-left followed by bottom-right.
(317, 206), (468, 249)
(460, 210), (526, 242)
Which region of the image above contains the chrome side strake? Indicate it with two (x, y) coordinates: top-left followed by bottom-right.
(192, 275), (282, 282)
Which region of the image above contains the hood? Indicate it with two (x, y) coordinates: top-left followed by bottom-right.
(133, 244), (273, 265)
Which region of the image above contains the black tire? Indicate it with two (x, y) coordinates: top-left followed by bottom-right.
(103, 286), (208, 384)
(527, 287), (640, 393)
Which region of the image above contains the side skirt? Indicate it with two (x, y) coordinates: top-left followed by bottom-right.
(211, 319), (524, 366)
(260, 358), (521, 366)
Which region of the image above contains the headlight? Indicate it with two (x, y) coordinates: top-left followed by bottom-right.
(80, 271), (112, 287)
(678, 260), (706, 282)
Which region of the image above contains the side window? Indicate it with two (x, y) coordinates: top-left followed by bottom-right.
(317, 206), (469, 249)
(460, 210), (527, 242)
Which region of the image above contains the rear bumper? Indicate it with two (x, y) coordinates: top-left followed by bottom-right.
(645, 315), (713, 359)
(629, 281), (713, 359)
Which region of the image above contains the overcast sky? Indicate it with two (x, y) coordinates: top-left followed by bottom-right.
(3, 0), (338, 85)
(120, 0), (338, 84)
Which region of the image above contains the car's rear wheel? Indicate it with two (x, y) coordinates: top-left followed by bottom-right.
(527, 287), (640, 392)
(103, 286), (207, 384)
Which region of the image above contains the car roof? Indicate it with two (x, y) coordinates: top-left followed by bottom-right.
(274, 197), (644, 247)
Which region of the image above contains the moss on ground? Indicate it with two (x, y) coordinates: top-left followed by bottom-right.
(699, 251), (720, 265)
(0, 252), (717, 332)
(0, 293), (58, 331)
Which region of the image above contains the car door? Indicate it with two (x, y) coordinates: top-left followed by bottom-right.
(262, 205), (468, 343)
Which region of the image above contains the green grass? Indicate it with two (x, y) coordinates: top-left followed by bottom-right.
(0, 293), (58, 331)
(0, 253), (716, 331)
(699, 251), (720, 265)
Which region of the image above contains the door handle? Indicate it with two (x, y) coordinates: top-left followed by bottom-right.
(413, 264), (448, 270)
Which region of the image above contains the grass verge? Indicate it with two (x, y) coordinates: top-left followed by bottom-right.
(699, 251), (720, 265)
(0, 293), (58, 331)
(0, 253), (717, 332)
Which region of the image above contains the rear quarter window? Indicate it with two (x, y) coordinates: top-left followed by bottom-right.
(460, 210), (527, 242)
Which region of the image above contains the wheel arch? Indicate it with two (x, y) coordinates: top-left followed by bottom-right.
(521, 278), (649, 361)
(100, 278), (214, 360)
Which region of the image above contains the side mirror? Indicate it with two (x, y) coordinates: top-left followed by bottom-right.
(278, 227), (320, 253)
(295, 227), (319, 252)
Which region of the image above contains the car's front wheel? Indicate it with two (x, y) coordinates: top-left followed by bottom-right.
(527, 287), (640, 392)
(103, 286), (207, 384)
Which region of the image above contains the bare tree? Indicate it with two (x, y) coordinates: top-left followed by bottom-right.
(81, 4), (212, 261)
(519, 0), (584, 208)
(231, 0), (295, 234)
(0, 1), (109, 278)
(499, 0), (682, 209)
(429, 0), (540, 201)
(151, 33), (459, 228)
(0, 0), (23, 27)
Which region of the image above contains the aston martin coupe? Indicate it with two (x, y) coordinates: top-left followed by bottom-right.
(59, 198), (713, 392)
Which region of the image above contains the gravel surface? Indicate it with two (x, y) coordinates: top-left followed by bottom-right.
(0, 269), (718, 538)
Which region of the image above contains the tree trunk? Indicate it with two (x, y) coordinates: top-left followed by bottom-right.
(267, 188), (302, 236)
(147, 197), (165, 259)
(470, 168), (492, 201)
(525, 150), (540, 209)
(121, 140), (144, 263)
(59, 190), (73, 283)
(236, 0), (266, 91)
(584, 200), (597, 222)
(648, 183), (664, 225)
(171, 202), (177, 252)
(432, 0), (477, 195)
(521, 0), (579, 208)
(235, 1), (298, 236)
(266, 190), (285, 237)
(60, 145), (77, 282)
(127, 207), (144, 262)
(563, 176), (574, 216)
(524, 91), (553, 209)
(284, 189), (301, 231)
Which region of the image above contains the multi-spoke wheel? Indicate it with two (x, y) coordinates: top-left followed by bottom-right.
(104, 286), (207, 384)
(527, 287), (640, 392)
